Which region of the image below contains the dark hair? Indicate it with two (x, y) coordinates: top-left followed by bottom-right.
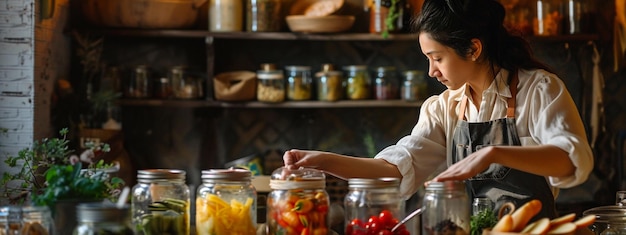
(412, 0), (552, 73)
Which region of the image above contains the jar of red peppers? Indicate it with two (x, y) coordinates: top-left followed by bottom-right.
(195, 168), (257, 235)
(267, 167), (330, 235)
(344, 178), (407, 235)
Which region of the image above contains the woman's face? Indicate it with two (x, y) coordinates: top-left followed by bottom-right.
(419, 33), (476, 90)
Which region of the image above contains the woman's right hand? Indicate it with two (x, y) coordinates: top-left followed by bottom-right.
(283, 149), (326, 170)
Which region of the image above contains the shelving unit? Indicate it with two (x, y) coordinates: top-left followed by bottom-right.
(86, 29), (599, 108)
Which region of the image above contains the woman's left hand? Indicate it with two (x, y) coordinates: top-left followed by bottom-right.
(430, 146), (496, 182)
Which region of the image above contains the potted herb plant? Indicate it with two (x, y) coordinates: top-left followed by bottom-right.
(1, 128), (125, 233)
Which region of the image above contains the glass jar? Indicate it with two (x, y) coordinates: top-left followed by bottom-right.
(154, 77), (173, 99)
(374, 66), (399, 100)
(267, 167), (330, 235)
(0, 206), (54, 235)
(344, 65), (371, 100)
(209, 0), (243, 32)
(131, 169), (190, 235)
(196, 168), (257, 234)
(74, 203), (133, 235)
(246, 0), (281, 32)
(422, 181), (470, 235)
(125, 65), (152, 98)
(472, 197), (494, 216)
(344, 178), (407, 235)
(257, 67), (285, 103)
(170, 66), (204, 99)
(285, 66), (313, 101)
(315, 63), (344, 101)
(533, 0), (562, 36)
(401, 70), (427, 102)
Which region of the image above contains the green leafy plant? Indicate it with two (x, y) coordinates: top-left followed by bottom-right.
(1, 128), (124, 207)
(382, 0), (401, 38)
(470, 208), (498, 235)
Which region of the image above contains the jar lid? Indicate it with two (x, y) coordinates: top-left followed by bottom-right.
(315, 70), (343, 78)
(137, 169), (186, 182)
(376, 66), (396, 72)
(269, 166), (326, 190)
(348, 177), (400, 189)
(261, 63), (277, 71)
(76, 203), (129, 223)
(285, 65), (311, 72)
(425, 180), (465, 191)
(343, 65), (367, 71)
(583, 206), (626, 224)
(257, 70), (284, 80)
(404, 70), (426, 81)
(201, 168), (252, 182)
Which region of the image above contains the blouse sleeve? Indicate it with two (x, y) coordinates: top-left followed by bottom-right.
(374, 95), (449, 198)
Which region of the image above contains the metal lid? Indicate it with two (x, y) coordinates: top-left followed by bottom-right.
(348, 177), (400, 189)
(583, 206), (626, 224)
(137, 169), (186, 183)
(201, 168), (252, 182)
(269, 166), (326, 190)
(285, 65), (311, 72)
(257, 70), (284, 80)
(425, 180), (466, 192)
(76, 203), (129, 223)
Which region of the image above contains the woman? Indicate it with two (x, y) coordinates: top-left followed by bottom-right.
(283, 0), (593, 218)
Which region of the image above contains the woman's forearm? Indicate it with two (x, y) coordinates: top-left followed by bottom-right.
(489, 145), (575, 178)
(319, 153), (403, 180)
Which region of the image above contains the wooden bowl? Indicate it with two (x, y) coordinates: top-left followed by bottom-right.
(289, 0), (344, 16)
(286, 15), (355, 33)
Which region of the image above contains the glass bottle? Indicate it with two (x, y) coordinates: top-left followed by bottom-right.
(209, 0), (244, 32)
(285, 65), (313, 101)
(369, 0), (405, 34)
(344, 178), (407, 235)
(374, 66), (399, 100)
(267, 167), (330, 235)
(422, 181), (470, 235)
(131, 169), (190, 235)
(196, 168), (257, 235)
(246, 0), (282, 32)
(257, 64), (285, 103)
(401, 70), (427, 102)
(125, 65), (152, 98)
(315, 63), (344, 101)
(344, 65), (371, 100)
(534, 0), (562, 36)
(74, 203), (133, 235)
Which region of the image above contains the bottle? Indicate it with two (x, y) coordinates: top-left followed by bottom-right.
(209, 0), (244, 32)
(257, 64), (285, 102)
(401, 70), (427, 101)
(315, 63), (344, 101)
(267, 167), (330, 235)
(131, 169), (190, 235)
(344, 178), (407, 235)
(195, 168), (257, 235)
(374, 66), (399, 100)
(74, 203), (133, 235)
(285, 65), (313, 101)
(534, 0), (562, 36)
(344, 65), (371, 100)
(246, 0), (282, 32)
(369, 0), (405, 34)
(421, 181), (470, 235)
(125, 65), (151, 98)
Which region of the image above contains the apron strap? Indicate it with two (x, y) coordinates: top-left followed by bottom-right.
(458, 70), (520, 120)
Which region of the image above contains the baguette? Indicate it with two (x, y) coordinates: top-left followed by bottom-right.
(492, 214), (514, 232)
(511, 199), (543, 232)
(521, 217), (551, 234)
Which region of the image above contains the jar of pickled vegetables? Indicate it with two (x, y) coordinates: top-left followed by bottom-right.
(267, 167), (330, 235)
(344, 65), (371, 100)
(131, 169), (190, 235)
(74, 203), (133, 235)
(196, 168), (257, 234)
(344, 178), (407, 235)
(374, 66), (399, 100)
(285, 66), (313, 101)
(315, 63), (344, 101)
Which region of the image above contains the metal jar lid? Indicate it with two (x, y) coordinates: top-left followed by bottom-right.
(348, 177), (400, 189)
(76, 203), (129, 223)
(201, 168), (252, 183)
(137, 169), (186, 183)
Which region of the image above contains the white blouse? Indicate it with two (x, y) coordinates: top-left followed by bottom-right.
(374, 68), (594, 199)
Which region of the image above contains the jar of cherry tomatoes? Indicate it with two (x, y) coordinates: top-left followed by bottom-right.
(195, 168), (257, 235)
(344, 178), (408, 235)
(267, 167), (330, 235)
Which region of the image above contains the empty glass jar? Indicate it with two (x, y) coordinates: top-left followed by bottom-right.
(422, 181), (470, 235)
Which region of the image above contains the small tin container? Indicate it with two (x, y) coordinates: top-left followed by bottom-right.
(131, 169), (190, 235)
(195, 169), (257, 234)
(267, 167), (330, 235)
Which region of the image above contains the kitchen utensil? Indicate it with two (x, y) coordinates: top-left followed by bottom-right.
(391, 208), (422, 233)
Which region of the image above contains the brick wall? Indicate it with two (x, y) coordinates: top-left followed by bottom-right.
(0, 0), (69, 204)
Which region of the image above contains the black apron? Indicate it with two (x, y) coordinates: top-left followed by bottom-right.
(450, 71), (557, 219)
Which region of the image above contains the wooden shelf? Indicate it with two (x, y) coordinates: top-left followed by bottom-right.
(117, 99), (423, 108)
